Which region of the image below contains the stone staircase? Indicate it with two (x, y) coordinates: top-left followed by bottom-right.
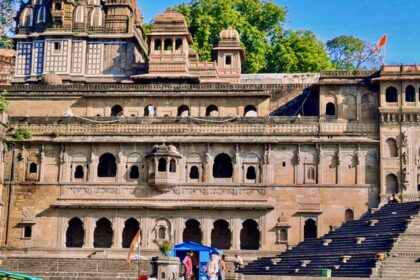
(373, 211), (420, 279)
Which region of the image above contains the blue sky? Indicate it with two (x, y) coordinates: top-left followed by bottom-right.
(138, 0), (420, 65)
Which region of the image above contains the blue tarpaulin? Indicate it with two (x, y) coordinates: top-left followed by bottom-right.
(0, 270), (43, 280)
(171, 242), (221, 280)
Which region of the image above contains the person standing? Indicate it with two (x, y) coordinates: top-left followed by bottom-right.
(218, 254), (226, 280)
(206, 252), (219, 280)
(183, 251), (193, 280)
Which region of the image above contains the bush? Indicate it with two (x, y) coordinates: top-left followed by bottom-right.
(0, 90), (9, 113)
(12, 127), (32, 143)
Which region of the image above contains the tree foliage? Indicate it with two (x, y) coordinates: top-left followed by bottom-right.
(0, 0), (20, 49)
(326, 35), (383, 70)
(173, 0), (332, 74)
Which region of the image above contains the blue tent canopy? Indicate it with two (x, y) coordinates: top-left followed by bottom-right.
(171, 242), (222, 280)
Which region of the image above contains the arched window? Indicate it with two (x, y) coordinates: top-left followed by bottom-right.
(144, 105), (155, 117)
(244, 105), (257, 117)
(90, 7), (104, 27)
(74, 165), (84, 179)
(129, 165), (140, 179)
(307, 167), (315, 180)
(20, 8), (33, 27)
(225, 55), (232, 66)
(345, 209), (354, 222)
(164, 39), (173, 51)
(326, 102), (336, 116)
(97, 153), (117, 177)
(74, 5), (85, 23)
(385, 174), (398, 194)
(93, 218), (113, 248)
(111, 105), (123, 117)
(158, 158), (167, 172)
(66, 217), (84, 248)
(386, 86), (398, 103)
(55, 3), (62, 10)
(213, 153), (233, 178)
(158, 227), (166, 239)
(206, 105), (219, 117)
(189, 166), (199, 179)
(304, 219), (317, 240)
(386, 138), (398, 157)
(280, 229), (288, 242)
(175, 39), (183, 50)
(183, 219), (202, 244)
(246, 166), (256, 180)
(240, 220), (260, 250)
(122, 218), (139, 248)
(177, 105), (190, 117)
(154, 39), (162, 51)
(29, 163), (37, 174)
(211, 220), (231, 250)
(405, 85), (415, 102)
(24, 226), (32, 238)
(169, 159), (176, 173)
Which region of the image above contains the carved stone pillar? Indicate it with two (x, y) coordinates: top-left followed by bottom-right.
(39, 145), (45, 182)
(202, 218), (211, 246)
(317, 145), (323, 184)
(174, 217), (183, 245)
(204, 151), (213, 183)
(294, 145), (301, 184)
(231, 217), (240, 250)
(357, 150), (367, 185)
(58, 216), (67, 248)
(233, 145), (241, 183)
(117, 149), (126, 182)
(84, 217), (94, 249)
(88, 145), (97, 182)
(142, 216), (152, 249)
(113, 216), (123, 249)
(262, 144), (272, 184)
(336, 146), (342, 184)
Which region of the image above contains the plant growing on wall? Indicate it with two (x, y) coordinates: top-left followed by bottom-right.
(0, 90), (9, 113)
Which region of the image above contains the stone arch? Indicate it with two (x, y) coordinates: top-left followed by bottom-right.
(169, 159), (176, 173)
(342, 94), (357, 120)
(20, 7), (33, 27)
(246, 166), (256, 180)
(182, 219), (202, 244)
(326, 102), (336, 116)
(177, 105), (190, 117)
(74, 165), (84, 179)
(122, 218), (140, 248)
(206, 105), (219, 117)
(97, 153), (117, 177)
(240, 219), (260, 250)
(154, 218), (171, 241)
(244, 105), (257, 117)
(36, 6), (46, 24)
(211, 219), (231, 249)
(385, 138), (398, 157)
(144, 104), (156, 117)
(385, 174), (398, 194)
(129, 165), (140, 179)
(189, 166), (199, 179)
(110, 105), (123, 117)
(164, 39), (173, 51)
(386, 86), (398, 103)
(406, 85), (416, 102)
(304, 218), (317, 240)
(93, 218), (113, 248)
(66, 217), (84, 248)
(213, 153), (233, 178)
(345, 209), (354, 222)
(29, 162), (38, 173)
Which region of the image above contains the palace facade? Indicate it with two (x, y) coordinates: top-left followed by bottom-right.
(0, 0), (419, 258)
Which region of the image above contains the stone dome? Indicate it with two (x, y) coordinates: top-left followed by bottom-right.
(220, 27), (240, 42)
(41, 73), (63, 85)
(151, 9), (189, 34)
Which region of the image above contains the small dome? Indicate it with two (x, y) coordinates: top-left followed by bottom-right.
(220, 27), (240, 42)
(41, 73), (62, 85)
(152, 9), (188, 33)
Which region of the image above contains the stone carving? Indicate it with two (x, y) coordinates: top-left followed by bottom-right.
(402, 151), (408, 165)
(22, 207), (35, 222)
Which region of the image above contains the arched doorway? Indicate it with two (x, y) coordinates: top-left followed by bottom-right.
(111, 105), (123, 117)
(122, 218), (140, 248)
(345, 209), (354, 222)
(240, 219), (260, 250)
(213, 153), (233, 178)
(93, 218), (113, 248)
(211, 220), (231, 249)
(386, 174), (398, 194)
(304, 219), (317, 240)
(66, 217), (84, 248)
(182, 219), (202, 244)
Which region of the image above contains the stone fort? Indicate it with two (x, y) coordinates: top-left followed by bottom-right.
(0, 0), (418, 260)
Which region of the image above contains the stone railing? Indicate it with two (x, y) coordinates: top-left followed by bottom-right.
(59, 183), (268, 200)
(11, 120), (378, 138)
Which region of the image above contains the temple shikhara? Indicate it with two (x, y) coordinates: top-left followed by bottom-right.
(0, 0), (419, 278)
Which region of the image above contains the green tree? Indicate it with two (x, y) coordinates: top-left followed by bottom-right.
(326, 35), (382, 70)
(268, 30), (333, 73)
(174, 0), (286, 73)
(0, 0), (20, 49)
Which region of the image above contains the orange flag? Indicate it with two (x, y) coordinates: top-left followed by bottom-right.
(373, 34), (387, 52)
(127, 229), (141, 267)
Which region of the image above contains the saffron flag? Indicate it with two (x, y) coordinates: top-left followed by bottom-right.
(127, 229), (141, 267)
(373, 34), (387, 52)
